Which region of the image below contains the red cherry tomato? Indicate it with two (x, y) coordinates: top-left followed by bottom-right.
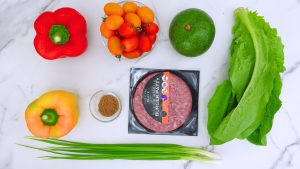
(123, 49), (142, 59)
(119, 22), (137, 38)
(142, 22), (159, 34)
(148, 34), (157, 44)
(121, 36), (139, 52)
(138, 35), (152, 52)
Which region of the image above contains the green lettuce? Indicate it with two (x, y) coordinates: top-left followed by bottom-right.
(207, 8), (285, 145)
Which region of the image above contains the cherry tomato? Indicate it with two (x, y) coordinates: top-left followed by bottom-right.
(125, 13), (141, 28)
(100, 22), (115, 39)
(142, 22), (159, 34)
(138, 35), (152, 52)
(105, 15), (124, 30)
(148, 34), (157, 44)
(121, 36), (139, 52)
(123, 2), (138, 14)
(119, 22), (137, 38)
(137, 6), (154, 24)
(108, 36), (123, 57)
(104, 2), (124, 16)
(123, 49), (142, 59)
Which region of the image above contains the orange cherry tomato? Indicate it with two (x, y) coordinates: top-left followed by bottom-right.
(108, 36), (123, 56)
(137, 6), (154, 23)
(123, 49), (142, 59)
(125, 13), (142, 28)
(123, 2), (138, 13)
(104, 2), (124, 16)
(105, 15), (124, 30)
(100, 22), (115, 39)
(121, 36), (139, 52)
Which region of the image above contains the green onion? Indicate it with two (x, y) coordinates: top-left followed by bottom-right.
(18, 136), (220, 163)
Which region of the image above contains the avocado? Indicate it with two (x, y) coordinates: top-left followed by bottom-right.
(169, 8), (215, 57)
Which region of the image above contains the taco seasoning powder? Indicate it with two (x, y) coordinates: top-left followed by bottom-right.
(98, 95), (119, 117)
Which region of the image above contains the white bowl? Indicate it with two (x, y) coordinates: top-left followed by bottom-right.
(100, 0), (160, 59)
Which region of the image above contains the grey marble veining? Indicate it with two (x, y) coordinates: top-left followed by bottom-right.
(283, 60), (300, 78)
(0, 0), (57, 52)
(270, 140), (300, 169)
(0, 105), (7, 135)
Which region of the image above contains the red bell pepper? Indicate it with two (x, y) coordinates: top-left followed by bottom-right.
(34, 7), (88, 60)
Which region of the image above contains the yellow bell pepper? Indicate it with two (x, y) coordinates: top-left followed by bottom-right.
(25, 90), (79, 138)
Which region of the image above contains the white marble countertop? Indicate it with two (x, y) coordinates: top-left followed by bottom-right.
(0, 0), (300, 168)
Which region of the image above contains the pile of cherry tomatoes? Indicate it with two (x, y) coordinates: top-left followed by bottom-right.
(100, 1), (159, 59)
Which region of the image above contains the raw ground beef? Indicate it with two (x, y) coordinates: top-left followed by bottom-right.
(132, 72), (193, 132)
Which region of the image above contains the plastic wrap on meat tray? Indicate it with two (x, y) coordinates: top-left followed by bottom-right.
(128, 68), (200, 136)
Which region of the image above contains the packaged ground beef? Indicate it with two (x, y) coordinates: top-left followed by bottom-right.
(128, 68), (199, 136)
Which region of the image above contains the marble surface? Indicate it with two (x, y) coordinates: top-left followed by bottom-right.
(0, 0), (300, 168)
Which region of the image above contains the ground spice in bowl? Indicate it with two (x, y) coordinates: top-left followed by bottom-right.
(98, 95), (120, 117)
(89, 91), (122, 122)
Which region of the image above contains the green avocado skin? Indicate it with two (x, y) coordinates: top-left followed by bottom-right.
(169, 8), (215, 57)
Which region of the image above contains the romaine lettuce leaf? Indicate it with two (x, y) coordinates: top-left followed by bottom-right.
(207, 8), (285, 145)
(247, 75), (283, 145)
(207, 80), (233, 145)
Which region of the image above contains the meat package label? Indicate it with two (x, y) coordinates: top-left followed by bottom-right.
(142, 72), (169, 124)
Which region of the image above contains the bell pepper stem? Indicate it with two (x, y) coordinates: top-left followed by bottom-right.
(40, 109), (59, 126)
(49, 25), (70, 45)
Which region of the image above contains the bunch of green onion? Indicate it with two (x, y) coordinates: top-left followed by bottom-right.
(19, 136), (219, 162)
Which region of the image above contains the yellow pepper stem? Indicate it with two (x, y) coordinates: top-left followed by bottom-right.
(40, 109), (59, 126)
